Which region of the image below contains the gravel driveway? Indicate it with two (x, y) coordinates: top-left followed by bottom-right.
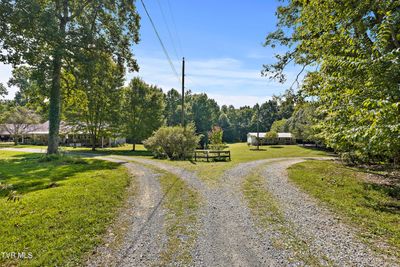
(260, 159), (398, 267)
(86, 158), (166, 267)
(2, 148), (397, 266)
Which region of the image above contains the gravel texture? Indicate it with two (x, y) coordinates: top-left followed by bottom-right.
(120, 156), (313, 266)
(261, 159), (399, 267)
(86, 157), (166, 267)
(2, 148), (397, 266)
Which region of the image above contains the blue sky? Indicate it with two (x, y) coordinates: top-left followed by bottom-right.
(0, 0), (301, 107)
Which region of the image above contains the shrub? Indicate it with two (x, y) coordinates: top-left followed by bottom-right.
(143, 124), (201, 160)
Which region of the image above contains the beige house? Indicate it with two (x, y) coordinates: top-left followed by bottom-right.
(0, 121), (126, 147)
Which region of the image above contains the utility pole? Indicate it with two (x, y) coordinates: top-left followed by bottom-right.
(256, 103), (260, 150)
(181, 57), (185, 127)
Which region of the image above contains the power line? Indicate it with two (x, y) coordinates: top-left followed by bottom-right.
(140, 0), (180, 82)
(166, 0), (184, 56)
(156, 0), (180, 62)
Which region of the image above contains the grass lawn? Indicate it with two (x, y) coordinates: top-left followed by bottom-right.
(1, 142), (331, 184)
(159, 143), (331, 184)
(288, 160), (400, 257)
(0, 151), (132, 266)
(157, 170), (200, 265)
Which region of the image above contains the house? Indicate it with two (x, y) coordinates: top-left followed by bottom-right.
(247, 132), (296, 146)
(0, 121), (126, 147)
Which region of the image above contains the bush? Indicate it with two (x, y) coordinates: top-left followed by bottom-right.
(143, 124), (201, 160)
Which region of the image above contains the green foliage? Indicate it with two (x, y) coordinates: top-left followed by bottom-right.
(208, 126), (226, 150)
(122, 78), (165, 149)
(265, 131), (278, 145)
(0, 83), (7, 98)
(64, 55), (124, 150)
(0, 0), (141, 154)
(265, 0), (400, 165)
(270, 119), (288, 133)
(165, 88), (183, 126)
(286, 102), (321, 143)
(143, 124), (201, 160)
(1, 106), (41, 145)
(188, 93), (220, 136)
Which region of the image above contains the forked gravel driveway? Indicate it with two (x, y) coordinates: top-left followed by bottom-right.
(1, 148), (397, 266)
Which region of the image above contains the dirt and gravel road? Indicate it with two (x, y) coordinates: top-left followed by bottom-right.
(1, 148), (397, 266)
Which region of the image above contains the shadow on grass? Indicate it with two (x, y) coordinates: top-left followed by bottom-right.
(69, 148), (153, 157)
(363, 182), (400, 214)
(269, 145), (284, 148)
(0, 153), (121, 197)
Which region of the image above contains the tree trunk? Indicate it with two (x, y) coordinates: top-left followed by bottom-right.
(47, 50), (62, 154)
(47, 2), (68, 155)
(91, 134), (96, 151)
(132, 143), (136, 151)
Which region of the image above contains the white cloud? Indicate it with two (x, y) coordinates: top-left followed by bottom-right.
(0, 55), (304, 107)
(129, 55), (301, 107)
(206, 93), (272, 108)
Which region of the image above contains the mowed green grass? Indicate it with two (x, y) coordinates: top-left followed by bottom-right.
(1, 142), (330, 184)
(160, 143), (330, 184)
(0, 151), (132, 266)
(288, 160), (400, 257)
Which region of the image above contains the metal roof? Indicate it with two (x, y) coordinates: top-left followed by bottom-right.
(247, 132), (293, 138)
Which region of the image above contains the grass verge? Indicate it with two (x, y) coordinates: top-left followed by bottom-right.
(242, 168), (329, 266)
(288, 160), (400, 258)
(0, 151), (131, 266)
(157, 170), (200, 265)
(160, 143), (331, 185)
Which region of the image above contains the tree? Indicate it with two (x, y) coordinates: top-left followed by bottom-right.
(264, 0), (400, 164)
(0, 1), (140, 154)
(122, 78), (165, 151)
(208, 126), (225, 150)
(286, 102), (319, 143)
(8, 67), (47, 115)
(189, 93), (220, 140)
(270, 119), (289, 133)
(265, 131), (278, 145)
(65, 55), (124, 151)
(165, 89), (182, 126)
(1, 107), (41, 145)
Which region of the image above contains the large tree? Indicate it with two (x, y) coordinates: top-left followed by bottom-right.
(188, 93), (220, 141)
(0, 1), (140, 154)
(165, 88), (182, 126)
(122, 78), (165, 151)
(264, 0), (400, 164)
(64, 54), (124, 151)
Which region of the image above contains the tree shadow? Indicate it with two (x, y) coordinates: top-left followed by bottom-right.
(0, 153), (121, 197)
(362, 182), (400, 215)
(269, 145), (284, 148)
(69, 148), (153, 157)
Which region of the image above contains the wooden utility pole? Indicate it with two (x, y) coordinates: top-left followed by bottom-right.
(181, 57), (185, 127)
(256, 103), (260, 150)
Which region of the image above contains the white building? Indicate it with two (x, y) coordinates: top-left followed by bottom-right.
(247, 132), (295, 146)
